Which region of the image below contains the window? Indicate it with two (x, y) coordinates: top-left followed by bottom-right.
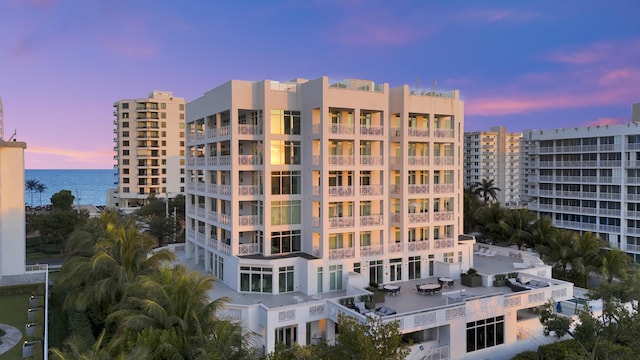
(240, 266), (272, 293)
(180, 114), (185, 119)
(369, 260), (383, 284)
(329, 233), (353, 249)
(360, 231), (371, 246)
(123, 187), (130, 193)
(270, 110), (301, 134)
(467, 316), (504, 352)
(279, 266), (294, 293)
(123, 178), (129, 184)
(122, 140), (129, 146)
(271, 230), (301, 254)
(161, 112), (166, 119)
(270, 140), (301, 164)
(275, 325), (297, 349)
(329, 265), (343, 290)
(123, 159), (129, 165)
(122, 103), (129, 109)
(443, 252), (454, 263)
(353, 262), (360, 274)
(317, 267), (323, 293)
(122, 150), (129, 156)
(122, 131), (129, 137)
(408, 256), (421, 279)
(214, 255), (224, 280)
(271, 171), (301, 195)
(179, 104), (185, 110)
(271, 200), (301, 225)
(390, 258), (402, 281)
(123, 169), (129, 174)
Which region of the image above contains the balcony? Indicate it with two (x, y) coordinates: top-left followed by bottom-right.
(238, 154), (262, 166)
(328, 186), (353, 197)
(328, 155), (354, 166)
(328, 247), (355, 260)
(360, 245), (383, 257)
(433, 211), (454, 221)
(239, 215), (260, 226)
(433, 238), (455, 249)
(360, 125), (384, 136)
(388, 243), (402, 253)
(329, 123), (354, 135)
(238, 242), (261, 255)
(408, 240), (429, 251)
(238, 124), (263, 135)
(359, 214), (383, 227)
(360, 155), (383, 166)
(434, 129), (454, 138)
(238, 185), (261, 196)
(408, 212), (429, 223)
(328, 216), (355, 228)
(433, 184), (454, 194)
(407, 127), (429, 137)
(360, 185), (383, 196)
(407, 156), (429, 166)
(433, 157), (454, 166)
(408, 184), (429, 195)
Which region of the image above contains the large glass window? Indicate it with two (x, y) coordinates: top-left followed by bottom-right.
(329, 233), (353, 249)
(317, 267), (323, 293)
(240, 266), (272, 293)
(271, 171), (301, 195)
(271, 230), (301, 254)
(270, 140), (301, 164)
(271, 200), (301, 225)
(271, 110), (301, 135)
(369, 260), (383, 285)
(275, 325), (297, 348)
(467, 316), (504, 352)
(408, 256), (421, 279)
(279, 266), (294, 293)
(329, 265), (343, 290)
(360, 231), (371, 246)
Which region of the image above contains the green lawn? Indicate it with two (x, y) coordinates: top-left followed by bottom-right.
(0, 286), (45, 359)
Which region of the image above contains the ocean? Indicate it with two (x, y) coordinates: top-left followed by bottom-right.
(24, 169), (116, 207)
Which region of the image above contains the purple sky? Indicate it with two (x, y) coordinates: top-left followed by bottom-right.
(1, 0), (638, 169)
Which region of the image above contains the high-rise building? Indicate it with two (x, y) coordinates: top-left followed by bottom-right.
(464, 126), (521, 206)
(0, 137), (26, 277)
(523, 119), (640, 262)
(633, 103), (640, 123)
(108, 91), (186, 210)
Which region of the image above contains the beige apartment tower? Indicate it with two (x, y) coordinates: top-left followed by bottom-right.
(184, 77), (469, 353)
(464, 126), (521, 206)
(109, 91), (186, 210)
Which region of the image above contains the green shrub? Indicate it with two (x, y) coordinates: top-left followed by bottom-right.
(538, 339), (588, 359)
(510, 350), (538, 360)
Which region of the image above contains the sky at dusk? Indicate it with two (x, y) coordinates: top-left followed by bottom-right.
(1, 0), (639, 169)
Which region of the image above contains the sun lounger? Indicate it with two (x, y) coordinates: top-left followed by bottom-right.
(513, 261), (530, 269)
(484, 250), (497, 257)
(474, 248), (487, 255)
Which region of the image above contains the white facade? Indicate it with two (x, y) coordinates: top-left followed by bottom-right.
(183, 77), (571, 358)
(109, 91), (186, 210)
(523, 122), (640, 262)
(464, 126), (521, 206)
(0, 140), (26, 277)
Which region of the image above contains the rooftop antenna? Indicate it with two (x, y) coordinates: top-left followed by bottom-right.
(7, 129), (16, 142)
(433, 79), (437, 91)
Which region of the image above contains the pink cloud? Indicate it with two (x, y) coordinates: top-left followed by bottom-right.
(545, 37), (640, 65)
(26, 146), (113, 169)
(456, 9), (540, 23)
(586, 117), (628, 126)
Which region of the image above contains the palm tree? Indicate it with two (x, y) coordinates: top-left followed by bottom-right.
(471, 178), (501, 204)
(499, 208), (536, 250)
(107, 265), (255, 359)
(572, 232), (604, 287)
(58, 211), (175, 328)
(599, 249), (630, 284)
(25, 178), (40, 207)
(538, 229), (576, 280)
(35, 182), (47, 206)
(476, 203), (504, 244)
(531, 215), (556, 250)
(463, 188), (483, 233)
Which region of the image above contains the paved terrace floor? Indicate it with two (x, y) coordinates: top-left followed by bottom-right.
(179, 250), (553, 314)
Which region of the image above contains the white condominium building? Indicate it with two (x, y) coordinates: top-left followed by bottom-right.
(109, 91), (186, 210)
(523, 121), (640, 262)
(464, 126), (521, 206)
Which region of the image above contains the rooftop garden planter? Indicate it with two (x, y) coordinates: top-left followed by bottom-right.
(461, 268), (482, 287)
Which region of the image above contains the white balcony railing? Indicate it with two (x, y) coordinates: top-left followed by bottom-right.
(328, 247), (355, 260)
(360, 214), (383, 226)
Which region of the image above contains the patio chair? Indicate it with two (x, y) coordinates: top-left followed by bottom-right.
(474, 247), (487, 255)
(484, 250), (497, 257)
(355, 301), (372, 314)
